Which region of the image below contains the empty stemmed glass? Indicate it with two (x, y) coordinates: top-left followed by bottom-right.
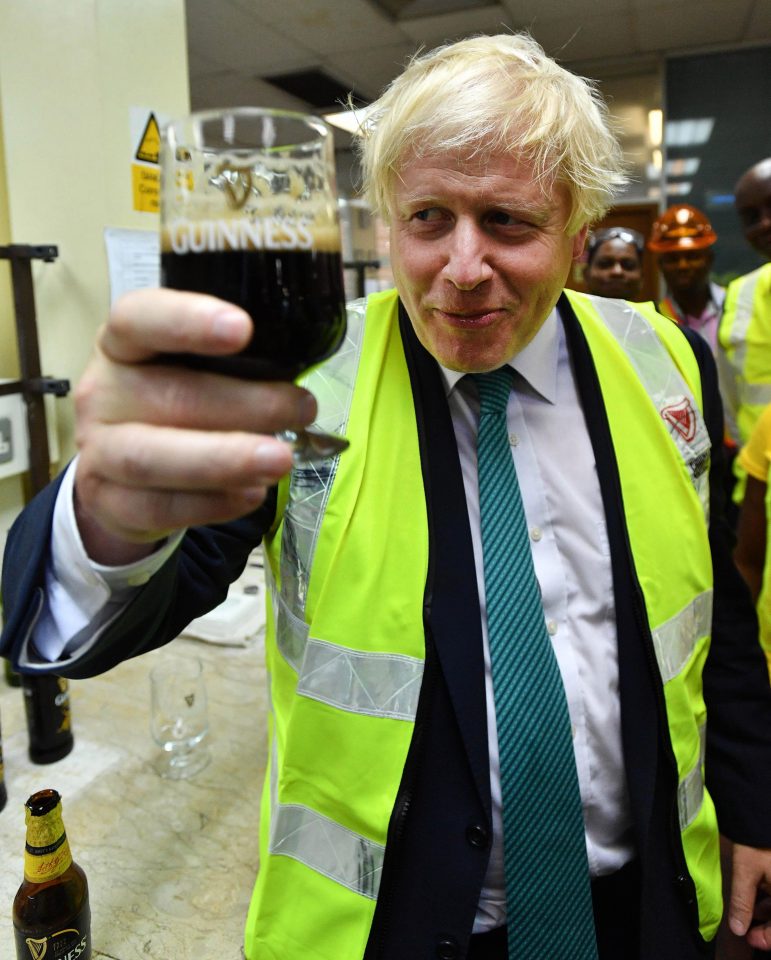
(150, 656), (211, 780)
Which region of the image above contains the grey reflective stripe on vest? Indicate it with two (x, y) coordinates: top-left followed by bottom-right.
(266, 718), (386, 899)
(268, 571), (308, 672)
(279, 299), (368, 619)
(678, 723), (707, 831)
(724, 267), (764, 372)
(269, 803), (384, 899)
(739, 381), (771, 407)
(271, 300), (426, 718)
(589, 296), (711, 519)
(297, 638), (423, 720)
(651, 590), (713, 683)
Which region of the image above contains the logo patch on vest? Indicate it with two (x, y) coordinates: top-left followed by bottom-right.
(661, 398), (697, 442)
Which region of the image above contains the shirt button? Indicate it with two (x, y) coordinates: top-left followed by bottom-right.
(508, 433), (519, 447)
(530, 526), (542, 542)
(546, 620), (558, 636)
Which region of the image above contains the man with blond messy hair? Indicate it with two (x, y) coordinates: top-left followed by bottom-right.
(3, 33), (771, 960)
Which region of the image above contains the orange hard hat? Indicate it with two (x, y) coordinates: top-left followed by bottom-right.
(647, 204), (717, 252)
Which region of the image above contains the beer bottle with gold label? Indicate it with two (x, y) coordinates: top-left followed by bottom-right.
(21, 675), (74, 764)
(13, 789), (91, 960)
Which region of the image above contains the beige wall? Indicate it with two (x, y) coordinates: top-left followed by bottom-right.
(0, 0), (189, 546)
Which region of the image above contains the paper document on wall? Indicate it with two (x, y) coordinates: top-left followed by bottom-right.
(104, 228), (160, 305)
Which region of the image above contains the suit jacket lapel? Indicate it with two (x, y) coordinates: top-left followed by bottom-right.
(398, 303), (492, 817)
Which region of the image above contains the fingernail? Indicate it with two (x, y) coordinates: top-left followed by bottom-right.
(301, 391), (317, 423)
(729, 918), (746, 936)
(212, 309), (248, 342)
(254, 441), (291, 471)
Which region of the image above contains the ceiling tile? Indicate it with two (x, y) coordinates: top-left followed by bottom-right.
(526, 13), (637, 62)
(329, 41), (420, 99)
(231, 0), (409, 52)
(189, 70), (310, 112)
(186, 0), (313, 76)
(187, 47), (229, 81)
(634, 0), (753, 51)
(186, 0), (768, 121)
(397, 5), (513, 44)
(745, 0), (771, 39)
(500, 0), (630, 23)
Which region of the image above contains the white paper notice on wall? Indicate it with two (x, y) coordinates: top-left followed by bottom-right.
(104, 228), (160, 306)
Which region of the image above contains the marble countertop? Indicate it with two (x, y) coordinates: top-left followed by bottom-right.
(1, 561), (268, 960)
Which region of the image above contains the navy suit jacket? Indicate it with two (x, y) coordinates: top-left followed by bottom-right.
(3, 294), (771, 960)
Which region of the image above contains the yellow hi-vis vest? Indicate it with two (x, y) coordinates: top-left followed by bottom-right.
(756, 462), (771, 679)
(718, 263), (771, 447)
(247, 288), (719, 959)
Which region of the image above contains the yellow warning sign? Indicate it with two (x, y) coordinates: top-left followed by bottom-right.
(135, 112), (160, 164)
(132, 164), (159, 213)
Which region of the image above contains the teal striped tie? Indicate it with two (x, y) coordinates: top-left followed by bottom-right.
(472, 368), (598, 960)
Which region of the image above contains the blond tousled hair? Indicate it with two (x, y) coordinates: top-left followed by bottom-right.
(355, 33), (627, 235)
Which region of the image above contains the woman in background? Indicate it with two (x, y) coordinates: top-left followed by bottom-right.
(584, 226), (645, 300)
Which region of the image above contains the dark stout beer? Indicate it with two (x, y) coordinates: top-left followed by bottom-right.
(13, 789), (91, 960)
(162, 245), (346, 380)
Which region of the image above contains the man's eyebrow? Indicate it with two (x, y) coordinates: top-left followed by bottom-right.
(493, 199), (553, 224)
(396, 192), (555, 223)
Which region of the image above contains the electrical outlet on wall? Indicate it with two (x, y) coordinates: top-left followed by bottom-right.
(0, 417), (12, 464)
(0, 388), (29, 479)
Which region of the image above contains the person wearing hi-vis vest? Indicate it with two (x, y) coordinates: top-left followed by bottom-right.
(718, 262), (771, 453)
(3, 33), (771, 960)
(716, 160), (771, 465)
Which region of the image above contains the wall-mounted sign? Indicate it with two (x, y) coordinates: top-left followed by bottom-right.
(130, 107), (166, 214)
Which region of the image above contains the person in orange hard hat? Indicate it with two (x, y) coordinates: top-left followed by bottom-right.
(648, 204), (725, 355)
(649, 206), (738, 522)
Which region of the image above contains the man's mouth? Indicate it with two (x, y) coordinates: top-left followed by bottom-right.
(435, 307), (504, 327)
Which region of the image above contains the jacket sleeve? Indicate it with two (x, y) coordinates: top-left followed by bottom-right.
(0, 469), (278, 680)
(680, 326), (771, 845)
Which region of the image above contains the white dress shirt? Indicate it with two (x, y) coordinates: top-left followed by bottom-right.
(27, 306), (634, 934)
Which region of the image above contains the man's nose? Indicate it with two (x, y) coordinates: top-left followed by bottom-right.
(443, 222), (494, 290)
(610, 261), (625, 274)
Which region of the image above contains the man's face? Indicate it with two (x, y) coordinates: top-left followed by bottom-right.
(387, 152), (586, 373)
(658, 248), (713, 296)
(735, 171), (771, 260)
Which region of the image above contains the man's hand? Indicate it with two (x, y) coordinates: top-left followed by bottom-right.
(728, 842), (771, 949)
(73, 288), (316, 564)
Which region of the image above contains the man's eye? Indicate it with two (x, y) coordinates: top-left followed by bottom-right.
(415, 208), (443, 222)
(489, 211), (520, 226)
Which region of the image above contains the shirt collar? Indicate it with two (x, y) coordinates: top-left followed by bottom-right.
(438, 307), (560, 404)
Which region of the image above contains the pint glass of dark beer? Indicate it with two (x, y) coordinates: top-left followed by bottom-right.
(160, 108), (347, 383)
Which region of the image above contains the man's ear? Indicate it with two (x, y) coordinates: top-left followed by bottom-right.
(572, 224), (589, 260)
